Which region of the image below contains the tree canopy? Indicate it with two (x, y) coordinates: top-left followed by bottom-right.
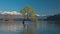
(20, 6), (38, 22)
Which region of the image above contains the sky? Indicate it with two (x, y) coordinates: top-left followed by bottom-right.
(0, 0), (60, 16)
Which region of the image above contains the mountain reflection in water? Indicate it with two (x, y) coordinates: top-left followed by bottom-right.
(0, 21), (60, 34)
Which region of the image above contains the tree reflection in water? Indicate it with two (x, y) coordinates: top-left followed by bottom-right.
(21, 22), (38, 34)
(29, 22), (38, 34)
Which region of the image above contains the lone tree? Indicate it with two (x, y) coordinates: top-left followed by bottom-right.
(20, 5), (38, 34)
(20, 5), (38, 23)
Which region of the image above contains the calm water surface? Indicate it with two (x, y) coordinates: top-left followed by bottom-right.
(0, 21), (60, 34)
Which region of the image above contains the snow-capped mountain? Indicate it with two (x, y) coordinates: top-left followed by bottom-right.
(0, 11), (48, 21)
(0, 11), (22, 15)
(0, 11), (41, 19)
(0, 11), (40, 16)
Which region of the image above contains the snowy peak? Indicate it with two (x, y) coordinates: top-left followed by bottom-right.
(0, 11), (40, 16)
(0, 11), (22, 15)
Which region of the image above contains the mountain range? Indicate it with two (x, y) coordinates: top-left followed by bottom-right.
(0, 11), (41, 20)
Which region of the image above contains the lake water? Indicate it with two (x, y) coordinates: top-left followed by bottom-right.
(0, 21), (60, 34)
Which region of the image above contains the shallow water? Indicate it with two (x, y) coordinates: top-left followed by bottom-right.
(0, 21), (60, 34)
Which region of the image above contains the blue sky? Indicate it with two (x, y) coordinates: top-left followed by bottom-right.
(0, 0), (60, 16)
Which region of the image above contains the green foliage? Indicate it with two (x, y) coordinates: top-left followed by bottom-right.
(20, 6), (38, 34)
(20, 5), (38, 22)
(31, 17), (38, 22)
(24, 5), (31, 10)
(28, 11), (35, 17)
